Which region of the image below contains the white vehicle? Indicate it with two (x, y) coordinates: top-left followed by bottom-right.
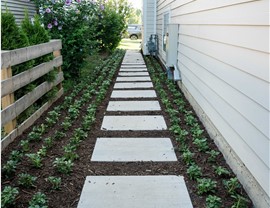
(127, 24), (142, 40)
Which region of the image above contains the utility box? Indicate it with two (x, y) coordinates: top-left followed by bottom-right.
(166, 24), (179, 67)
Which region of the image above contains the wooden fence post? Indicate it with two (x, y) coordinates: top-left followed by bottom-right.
(53, 50), (63, 90)
(1, 66), (16, 133)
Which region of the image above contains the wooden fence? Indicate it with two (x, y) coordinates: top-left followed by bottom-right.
(1, 39), (64, 150)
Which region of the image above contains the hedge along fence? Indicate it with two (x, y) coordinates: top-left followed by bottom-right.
(1, 39), (64, 150)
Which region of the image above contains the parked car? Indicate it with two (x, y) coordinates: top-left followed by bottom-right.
(127, 24), (142, 40)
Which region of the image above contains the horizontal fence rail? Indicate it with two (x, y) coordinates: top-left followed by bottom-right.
(1, 39), (64, 150)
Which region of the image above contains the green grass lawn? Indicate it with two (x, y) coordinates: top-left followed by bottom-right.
(118, 38), (142, 50)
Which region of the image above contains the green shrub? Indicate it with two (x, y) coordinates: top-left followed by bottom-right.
(1, 10), (33, 75)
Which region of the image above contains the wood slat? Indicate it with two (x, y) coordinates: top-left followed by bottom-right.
(1, 40), (62, 69)
(1, 56), (63, 97)
(1, 88), (64, 151)
(1, 72), (64, 126)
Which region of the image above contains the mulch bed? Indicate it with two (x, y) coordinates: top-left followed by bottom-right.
(1, 52), (252, 208)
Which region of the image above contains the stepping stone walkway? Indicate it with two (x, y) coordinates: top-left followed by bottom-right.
(78, 50), (193, 207)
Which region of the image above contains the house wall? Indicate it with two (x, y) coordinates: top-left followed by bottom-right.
(1, 0), (36, 24)
(156, 0), (269, 207)
(142, 0), (156, 55)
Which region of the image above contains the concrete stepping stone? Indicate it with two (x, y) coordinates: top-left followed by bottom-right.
(114, 82), (153, 89)
(91, 137), (177, 162)
(77, 175), (193, 208)
(119, 72), (149, 76)
(116, 77), (151, 82)
(111, 90), (156, 98)
(101, 115), (167, 131)
(120, 68), (147, 72)
(121, 65), (146, 68)
(122, 63), (145, 65)
(107, 101), (160, 111)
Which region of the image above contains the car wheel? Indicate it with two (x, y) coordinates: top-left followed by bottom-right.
(130, 35), (138, 40)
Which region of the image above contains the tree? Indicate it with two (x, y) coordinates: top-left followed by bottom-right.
(128, 8), (142, 24)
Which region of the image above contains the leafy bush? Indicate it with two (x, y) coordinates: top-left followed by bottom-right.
(32, 0), (131, 78)
(1, 10), (33, 75)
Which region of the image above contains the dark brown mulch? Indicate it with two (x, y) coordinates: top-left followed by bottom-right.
(1, 53), (253, 208)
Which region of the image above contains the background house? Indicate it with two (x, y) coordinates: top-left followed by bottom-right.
(1, 0), (36, 24)
(142, 0), (269, 207)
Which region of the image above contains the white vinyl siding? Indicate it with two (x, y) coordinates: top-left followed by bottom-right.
(1, 0), (36, 24)
(156, 0), (270, 204)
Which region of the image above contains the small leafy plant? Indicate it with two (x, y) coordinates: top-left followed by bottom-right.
(44, 137), (53, 148)
(18, 173), (37, 188)
(191, 123), (204, 138)
(28, 131), (41, 141)
(29, 192), (48, 208)
(193, 138), (209, 152)
(47, 176), (61, 190)
(187, 164), (202, 180)
(3, 160), (18, 177)
(20, 140), (30, 152)
(223, 177), (241, 194)
(54, 131), (66, 140)
(206, 195), (222, 208)
(63, 144), (79, 161)
(197, 178), (217, 195)
(182, 150), (194, 165)
(68, 107), (79, 119)
(207, 150), (220, 163)
(184, 111), (197, 126)
(1, 186), (19, 208)
(9, 150), (23, 162)
(231, 194), (250, 208)
(74, 128), (87, 140)
(214, 166), (231, 176)
(37, 146), (47, 157)
(53, 157), (73, 174)
(26, 153), (42, 168)
(61, 119), (72, 131)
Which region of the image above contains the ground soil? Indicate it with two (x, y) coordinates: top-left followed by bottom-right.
(1, 52), (253, 208)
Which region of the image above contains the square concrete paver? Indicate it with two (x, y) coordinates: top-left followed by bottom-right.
(114, 82), (153, 89)
(116, 77), (151, 82)
(101, 115), (167, 131)
(107, 101), (160, 111)
(122, 62), (145, 65)
(119, 72), (149, 76)
(111, 90), (156, 98)
(121, 65), (146, 67)
(91, 137), (177, 162)
(120, 68), (147, 72)
(77, 175), (193, 208)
